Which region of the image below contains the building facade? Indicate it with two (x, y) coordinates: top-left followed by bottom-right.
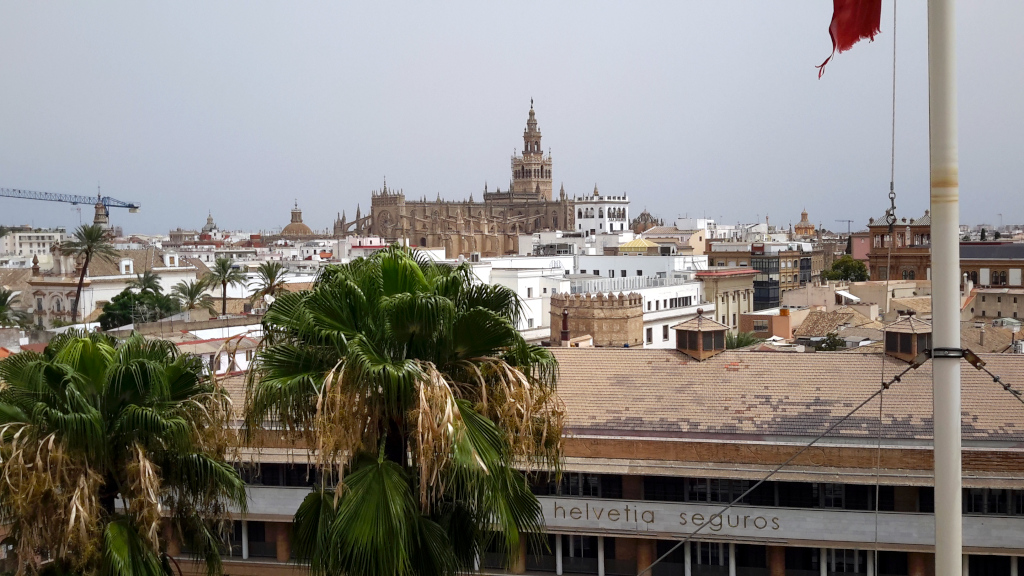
(364, 104), (579, 258)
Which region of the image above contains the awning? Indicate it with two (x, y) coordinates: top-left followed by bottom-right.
(836, 289), (861, 302)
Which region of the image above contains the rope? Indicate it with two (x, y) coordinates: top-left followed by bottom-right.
(637, 361), (921, 576)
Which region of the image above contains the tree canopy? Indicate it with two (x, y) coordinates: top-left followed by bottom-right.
(0, 330), (246, 575)
(0, 288), (30, 328)
(98, 288), (179, 330)
(821, 255), (869, 282)
(206, 258), (246, 316)
(245, 246), (563, 576)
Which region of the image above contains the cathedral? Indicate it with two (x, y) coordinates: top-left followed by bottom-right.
(336, 103), (579, 257)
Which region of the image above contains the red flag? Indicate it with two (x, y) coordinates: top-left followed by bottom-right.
(817, 0), (882, 78)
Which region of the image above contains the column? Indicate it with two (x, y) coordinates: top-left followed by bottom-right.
(636, 539), (655, 576)
(275, 522), (290, 563)
(241, 520), (249, 560)
(1011, 556), (1018, 576)
(684, 542), (692, 576)
(555, 535), (563, 576)
(867, 551), (874, 576)
(511, 538), (527, 574)
(962, 555), (969, 576)
(820, 548), (827, 576)
(729, 543), (737, 576)
(598, 537), (605, 576)
(767, 546), (785, 576)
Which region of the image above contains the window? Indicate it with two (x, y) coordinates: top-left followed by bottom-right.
(998, 296), (1002, 303)
(579, 270), (585, 275)
(542, 287), (547, 294)
(620, 270), (626, 278)
(527, 318), (534, 328)
(36, 298), (43, 311)
(662, 325), (669, 341)
(732, 314), (736, 326)
(647, 301), (651, 311)
(646, 327), (653, 343)
(637, 270), (643, 276)
(608, 269), (614, 278)
(527, 287), (533, 298)
(753, 319), (768, 332)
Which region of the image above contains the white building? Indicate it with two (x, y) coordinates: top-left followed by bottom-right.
(518, 230), (636, 257)
(573, 187), (630, 236)
(0, 227), (67, 258)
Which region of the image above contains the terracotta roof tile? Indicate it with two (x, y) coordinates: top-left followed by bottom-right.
(550, 348), (1024, 443)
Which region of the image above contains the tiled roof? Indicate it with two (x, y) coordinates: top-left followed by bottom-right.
(890, 297), (932, 317)
(793, 306), (881, 338)
(884, 315), (932, 334)
(619, 238), (659, 249)
(961, 321), (1016, 354)
(641, 226), (691, 236)
(85, 248), (205, 278)
(550, 347), (1024, 442)
(868, 213), (931, 228)
(671, 314), (728, 332)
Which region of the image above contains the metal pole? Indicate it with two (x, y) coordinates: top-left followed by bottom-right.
(928, 0), (963, 573)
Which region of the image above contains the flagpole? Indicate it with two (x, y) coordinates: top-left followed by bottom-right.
(927, 0), (963, 572)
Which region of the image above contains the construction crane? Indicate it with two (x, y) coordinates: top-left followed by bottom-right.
(835, 219), (854, 237)
(0, 187), (140, 227)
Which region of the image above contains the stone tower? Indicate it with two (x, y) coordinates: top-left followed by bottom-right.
(510, 101), (553, 201)
(549, 292), (644, 348)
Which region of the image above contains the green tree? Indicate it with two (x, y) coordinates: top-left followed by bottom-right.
(0, 330), (246, 575)
(995, 231), (1002, 240)
(981, 228), (988, 241)
(62, 224), (119, 323)
(0, 288), (30, 328)
(245, 246), (562, 576)
(98, 288), (179, 330)
(814, 332), (847, 351)
(963, 234), (972, 242)
(206, 258), (246, 316)
(128, 270), (163, 295)
(249, 261), (289, 306)
(821, 255), (869, 282)
(172, 278), (216, 313)
(726, 331), (763, 349)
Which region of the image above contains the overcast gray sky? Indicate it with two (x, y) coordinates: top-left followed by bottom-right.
(1, 2), (1021, 236)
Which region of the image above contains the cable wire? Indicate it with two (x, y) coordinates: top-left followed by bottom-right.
(637, 361), (922, 576)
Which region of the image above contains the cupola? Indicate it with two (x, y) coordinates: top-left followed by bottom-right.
(671, 308), (729, 361)
(883, 312), (933, 363)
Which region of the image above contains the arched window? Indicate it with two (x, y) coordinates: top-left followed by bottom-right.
(909, 270), (916, 280)
(578, 209), (582, 218)
(598, 208), (604, 218)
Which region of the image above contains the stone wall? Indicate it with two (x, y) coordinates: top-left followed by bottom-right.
(549, 292), (643, 348)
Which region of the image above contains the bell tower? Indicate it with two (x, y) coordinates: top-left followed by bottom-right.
(510, 100), (553, 201)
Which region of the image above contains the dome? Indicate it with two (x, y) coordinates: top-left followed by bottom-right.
(281, 201), (315, 237)
(282, 221), (314, 237)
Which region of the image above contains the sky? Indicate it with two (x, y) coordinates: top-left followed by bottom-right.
(1, 2), (1022, 237)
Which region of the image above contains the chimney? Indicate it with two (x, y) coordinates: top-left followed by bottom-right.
(560, 309), (570, 346)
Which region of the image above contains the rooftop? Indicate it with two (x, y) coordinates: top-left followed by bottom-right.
(550, 348), (1024, 443)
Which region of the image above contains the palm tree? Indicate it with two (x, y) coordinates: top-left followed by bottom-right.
(206, 257), (246, 316)
(62, 224), (118, 323)
(128, 270), (163, 295)
(245, 246), (563, 576)
(0, 330), (246, 575)
(172, 278), (216, 313)
(0, 288), (31, 328)
(726, 330), (764, 349)
(248, 261), (289, 306)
